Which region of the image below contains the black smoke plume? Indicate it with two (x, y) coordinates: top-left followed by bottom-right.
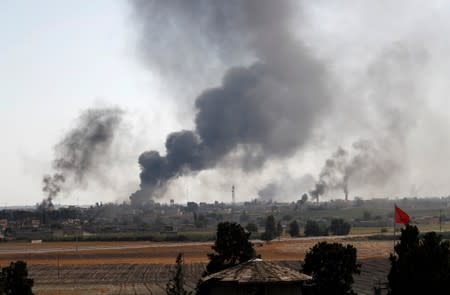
(40, 108), (124, 207)
(40, 173), (65, 209)
(307, 43), (428, 202)
(310, 140), (399, 202)
(130, 0), (331, 205)
(310, 147), (349, 202)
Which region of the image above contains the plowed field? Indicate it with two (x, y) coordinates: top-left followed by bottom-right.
(0, 238), (393, 295)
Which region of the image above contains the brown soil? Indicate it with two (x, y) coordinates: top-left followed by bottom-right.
(0, 238), (393, 266)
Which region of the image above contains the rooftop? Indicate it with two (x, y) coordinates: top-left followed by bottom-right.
(201, 258), (312, 284)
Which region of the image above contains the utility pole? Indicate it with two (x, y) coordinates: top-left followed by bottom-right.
(75, 231), (78, 252)
(232, 185), (235, 205)
(57, 253), (60, 279)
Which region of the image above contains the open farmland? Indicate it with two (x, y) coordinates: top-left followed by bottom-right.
(0, 236), (394, 265)
(0, 237), (393, 294)
(29, 259), (390, 295)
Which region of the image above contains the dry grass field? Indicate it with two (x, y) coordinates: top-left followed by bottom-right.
(0, 238), (393, 294)
(0, 237), (393, 265)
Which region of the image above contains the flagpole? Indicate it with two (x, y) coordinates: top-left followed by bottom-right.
(393, 205), (396, 250)
(393, 204), (410, 252)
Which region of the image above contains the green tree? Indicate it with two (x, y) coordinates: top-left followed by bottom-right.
(276, 221), (283, 237)
(329, 218), (351, 235)
(239, 212), (249, 223)
(166, 253), (191, 295)
(0, 261), (34, 295)
(362, 210), (372, 220)
(303, 242), (360, 295)
(304, 220), (327, 237)
(194, 213), (207, 228)
(288, 220), (300, 237)
(388, 225), (450, 294)
(204, 222), (256, 276)
(261, 215), (277, 241)
(245, 222), (258, 233)
(282, 214), (292, 221)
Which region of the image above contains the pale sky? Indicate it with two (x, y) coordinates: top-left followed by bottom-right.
(0, 1), (170, 205)
(2, 1), (450, 206)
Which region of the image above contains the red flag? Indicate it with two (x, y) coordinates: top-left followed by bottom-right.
(395, 205), (410, 224)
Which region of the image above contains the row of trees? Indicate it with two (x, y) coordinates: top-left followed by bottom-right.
(167, 221), (361, 295)
(304, 218), (351, 236)
(249, 216), (352, 240)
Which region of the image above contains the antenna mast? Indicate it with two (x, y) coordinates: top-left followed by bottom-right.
(232, 185), (235, 204)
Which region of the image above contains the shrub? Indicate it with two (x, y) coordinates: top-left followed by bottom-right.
(304, 220), (328, 237)
(303, 242), (360, 295)
(262, 215), (277, 241)
(288, 220), (300, 237)
(166, 253), (191, 295)
(245, 223), (258, 233)
(0, 260), (34, 295)
(329, 218), (351, 235)
(388, 225), (450, 294)
(204, 222), (256, 276)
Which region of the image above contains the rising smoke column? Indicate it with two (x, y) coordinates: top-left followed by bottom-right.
(41, 173), (65, 209)
(130, 0), (331, 205)
(310, 139), (401, 202)
(308, 43), (428, 202)
(41, 108), (124, 207)
(309, 147), (348, 202)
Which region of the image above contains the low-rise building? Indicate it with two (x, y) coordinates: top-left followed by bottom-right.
(0, 219), (7, 230)
(198, 259), (312, 295)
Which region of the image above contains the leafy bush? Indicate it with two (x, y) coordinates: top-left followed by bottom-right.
(329, 218), (351, 235)
(166, 253), (191, 295)
(245, 223), (258, 233)
(388, 225), (450, 294)
(304, 220), (328, 237)
(303, 242), (360, 295)
(0, 261), (34, 295)
(262, 215), (277, 241)
(288, 220), (300, 237)
(362, 210), (372, 220)
(204, 222), (256, 276)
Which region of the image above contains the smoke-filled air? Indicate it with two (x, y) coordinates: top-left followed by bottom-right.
(41, 108), (124, 208)
(129, 0), (331, 205)
(125, 0), (450, 205)
(16, 0), (450, 206)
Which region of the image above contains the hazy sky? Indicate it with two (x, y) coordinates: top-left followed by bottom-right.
(0, 1), (170, 205)
(2, 1), (450, 206)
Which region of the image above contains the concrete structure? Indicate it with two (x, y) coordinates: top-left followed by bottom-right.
(198, 259), (312, 295)
(0, 219), (7, 230)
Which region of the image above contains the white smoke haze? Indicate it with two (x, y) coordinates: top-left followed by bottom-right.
(126, 0), (450, 203)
